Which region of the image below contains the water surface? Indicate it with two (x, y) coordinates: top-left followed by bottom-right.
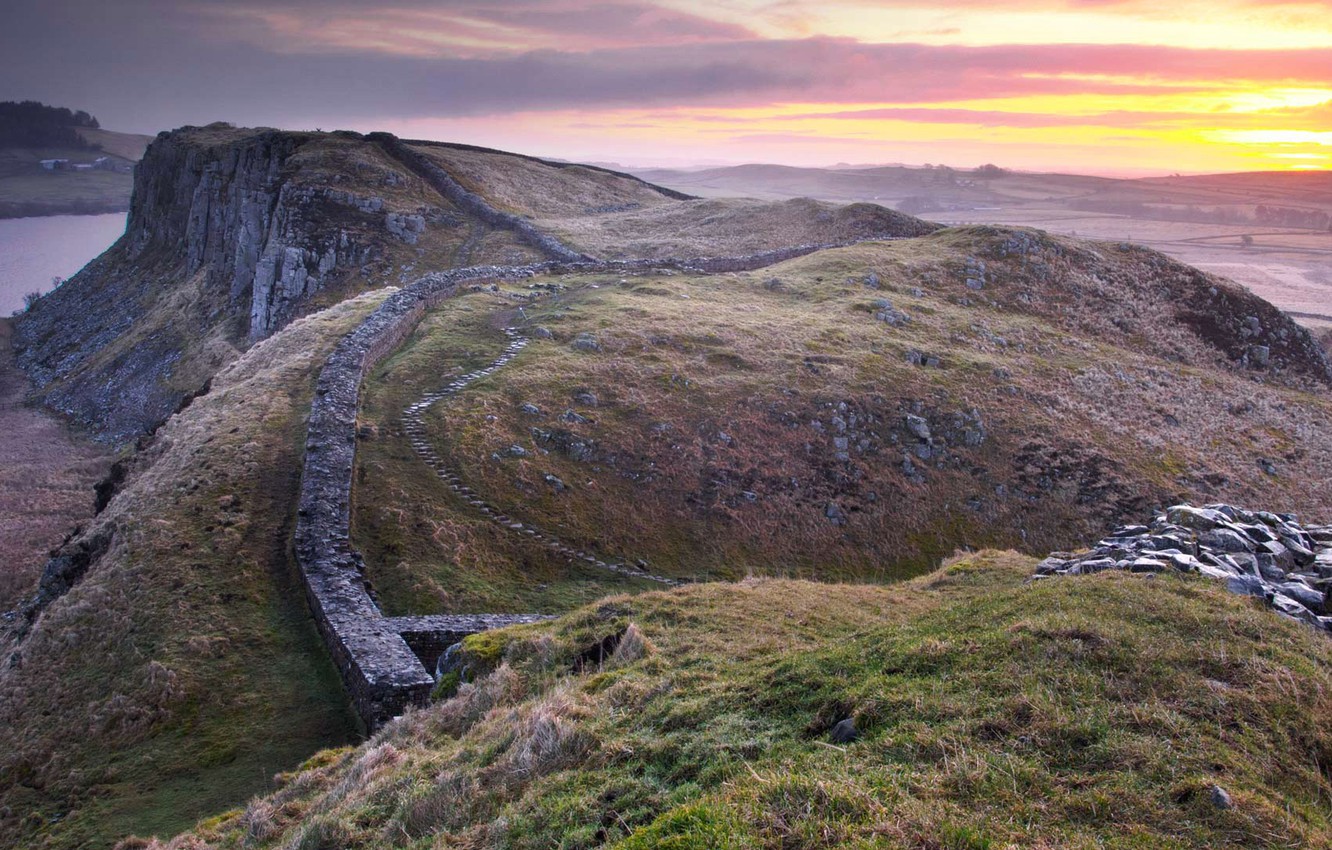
(0, 213), (126, 315)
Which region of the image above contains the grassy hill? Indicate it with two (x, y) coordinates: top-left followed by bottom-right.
(349, 227), (1332, 622)
(14, 126), (929, 447)
(410, 143), (939, 257)
(0, 295), (385, 849)
(138, 552), (1332, 848)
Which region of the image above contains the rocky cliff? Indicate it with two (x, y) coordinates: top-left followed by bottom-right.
(10, 125), (556, 444)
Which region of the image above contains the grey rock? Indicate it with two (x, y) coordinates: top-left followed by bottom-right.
(1129, 557), (1169, 573)
(829, 718), (860, 744)
(1210, 786), (1234, 810)
(904, 414), (931, 441)
(1226, 574), (1267, 597)
(1166, 505), (1228, 531)
(572, 333), (601, 352)
(825, 502), (847, 525)
(1276, 581), (1325, 613)
(1199, 528), (1251, 553)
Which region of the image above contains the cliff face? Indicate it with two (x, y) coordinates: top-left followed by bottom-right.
(10, 125), (549, 444)
(126, 129), (387, 340)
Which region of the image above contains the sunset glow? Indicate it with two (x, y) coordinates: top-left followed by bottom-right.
(4, 0), (1331, 173)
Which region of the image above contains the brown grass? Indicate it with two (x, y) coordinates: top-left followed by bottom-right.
(407, 143), (934, 259)
(409, 144), (677, 218)
(540, 196), (936, 258)
(0, 318), (111, 609)
(351, 229), (1332, 606)
(0, 295), (390, 850)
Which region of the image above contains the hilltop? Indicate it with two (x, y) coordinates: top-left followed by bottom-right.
(12, 126), (935, 445)
(633, 162), (1332, 330)
(4, 125), (1332, 849)
(350, 229), (1332, 621)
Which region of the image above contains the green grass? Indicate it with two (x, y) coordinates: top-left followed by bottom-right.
(0, 171), (133, 217)
(160, 552), (1332, 848)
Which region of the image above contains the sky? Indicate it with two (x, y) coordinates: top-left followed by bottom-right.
(3, 0), (1331, 174)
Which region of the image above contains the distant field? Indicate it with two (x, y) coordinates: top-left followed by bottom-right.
(0, 129), (149, 217)
(639, 164), (1332, 328)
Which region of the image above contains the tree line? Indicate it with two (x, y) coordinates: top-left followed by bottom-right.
(0, 100), (102, 150)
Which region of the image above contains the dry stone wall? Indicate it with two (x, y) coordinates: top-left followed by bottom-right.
(296, 241), (913, 729)
(368, 133), (592, 264)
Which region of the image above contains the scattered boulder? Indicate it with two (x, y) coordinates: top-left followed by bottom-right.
(829, 718), (860, 744)
(572, 333), (601, 352)
(825, 502), (847, 526)
(1035, 503), (1332, 633)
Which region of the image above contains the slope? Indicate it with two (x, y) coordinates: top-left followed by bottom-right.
(0, 296), (388, 850)
(349, 227), (1332, 620)
(409, 143), (940, 257)
(146, 551), (1332, 849)
(12, 126), (932, 446)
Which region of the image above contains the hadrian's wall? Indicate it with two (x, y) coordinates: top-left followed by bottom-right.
(294, 243), (915, 729)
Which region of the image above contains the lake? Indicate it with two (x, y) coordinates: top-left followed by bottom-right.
(0, 213), (127, 316)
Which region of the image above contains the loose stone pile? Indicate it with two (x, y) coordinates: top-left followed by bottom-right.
(402, 327), (679, 586)
(1036, 504), (1332, 629)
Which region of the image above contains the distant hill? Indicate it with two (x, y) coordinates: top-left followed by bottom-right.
(633, 162), (1332, 328)
(0, 101), (150, 218)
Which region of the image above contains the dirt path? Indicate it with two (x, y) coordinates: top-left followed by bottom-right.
(0, 318), (111, 609)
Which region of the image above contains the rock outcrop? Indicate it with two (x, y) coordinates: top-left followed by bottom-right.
(1036, 504), (1332, 629)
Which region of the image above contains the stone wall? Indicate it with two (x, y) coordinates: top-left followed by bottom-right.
(368, 133), (593, 264)
(292, 243), (914, 729)
(295, 262), (553, 728)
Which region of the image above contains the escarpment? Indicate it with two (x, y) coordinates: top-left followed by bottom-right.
(9, 126), (580, 443)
